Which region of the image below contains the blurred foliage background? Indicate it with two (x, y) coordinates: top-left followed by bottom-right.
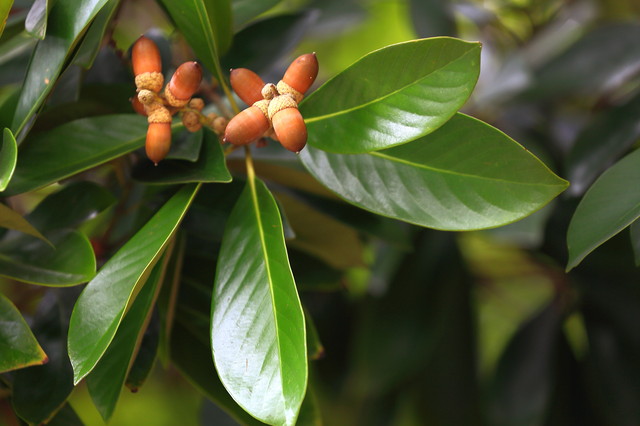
(2, 0), (640, 424)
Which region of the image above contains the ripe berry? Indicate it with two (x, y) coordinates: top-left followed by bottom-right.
(146, 122), (172, 165)
(167, 62), (202, 101)
(223, 104), (270, 146)
(282, 53), (318, 95)
(230, 68), (265, 106)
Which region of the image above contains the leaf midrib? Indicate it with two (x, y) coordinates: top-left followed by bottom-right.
(303, 47), (477, 124)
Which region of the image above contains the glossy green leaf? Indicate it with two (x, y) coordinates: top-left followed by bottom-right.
(630, 220), (640, 267)
(565, 91), (640, 196)
(11, 0), (111, 137)
(0, 230), (95, 286)
(301, 113), (568, 231)
(567, 148), (640, 270)
(232, 0), (280, 29)
(125, 309), (159, 392)
(87, 254), (165, 421)
(212, 177), (307, 426)
(300, 37), (481, 153)
(47, 403), (84, 426)
(159, 0), (231, 81)
(4, 114), (148, 196)
(171, 321), (265, 426)
(72, 0), (120, 69)
(25, 0), (47, 39)
(0, 293), (46, 373)
(0, 203), (49, 243)
(0, 0), (12, 37)
(167, 128), (203, 162)
(132, 128), (231, 185)
(68, 184), (199, 384)
(0, 127), (16, 191)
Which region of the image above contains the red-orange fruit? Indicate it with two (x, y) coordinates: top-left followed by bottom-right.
(230, 68), (265, 106)
(132, 36), (162, 76)
(168, 62), (203, 100)
(223, 106), (270, 146)
(282, 53), (319, 95)
(146, 122), (172, 164)
(272, 108), (307, 153)
(131, 96), (147, 116)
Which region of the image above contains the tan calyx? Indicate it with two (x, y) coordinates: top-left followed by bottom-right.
(276, 80), (303, 103)
(182, 110), (201, 132)
(138, 89), (162, 106)
(188, 98), (205, 111)
(164, 85), (190, 108)
(212, 116), (228, 135)
(147, 103), (172, 123)
(261, 83), (278, 100)
(267, 94), (298, 121)
(135, 72), (164, 93)
(253, 99), (271, 119)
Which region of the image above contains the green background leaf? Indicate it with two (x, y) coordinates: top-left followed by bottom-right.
(0, 0), (13, 37)
(212, 178), (307, 426)
(0, 203), (49, 243)
(0, 127), (17, 190)
(567, 148), (640, 270)
(301, 113), (568, 231)
(25, 0), (48, 39)
(68, 184), (199, 383)
(232, 0), (280, 29)
(0, 293), (46, 373)
(300, 37), (481, 153)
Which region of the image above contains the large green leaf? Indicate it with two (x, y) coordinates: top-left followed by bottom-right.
(0, 230), (95, 286)
(11, 0), (110, 137)
(25, 0), (48, 39)
(0, 128), (17, 190)
(0, 293), (47, 373)
(0, 0), (12, 37)
(565, 91), (640, 196)
(72, 0), (120, 69)
(300, 37), (481, 153)
(0, 203), (49, 244)
(211, 177), (307, 426)
(232, 0), (280, 29)
(301, 113), (568, 231)
(68, 184), (199, 384)
(159, 0), (231, 81)
(567, 148), (640, 270)
(86, 253), (165, 421)
(132, 128), (231, 185)
(4, 114), (148, 196)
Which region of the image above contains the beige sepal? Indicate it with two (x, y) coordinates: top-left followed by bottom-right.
(147, 104), (172, 123)
(212, 116), (228, 135)
(267, 94), (297, 121)
(138, 89), (162, 106)
(276, 80), (303, 103)
(261, 83), (278, 100)
(252, 99), (271, 119)
(135, 72), (164, 93)
(164, 85), (190, 107)
(182, 110), (201, 132)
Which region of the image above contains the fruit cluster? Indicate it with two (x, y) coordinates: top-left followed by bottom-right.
(224, 53), (319, 153)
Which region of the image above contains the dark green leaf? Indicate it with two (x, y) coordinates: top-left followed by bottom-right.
(11, 0), (111, 137)
(530, 23), (640, 99)
(0, 230), (95, 286)
(0, 203), (49, 243)
(4, 114), (149, 196)
(0, 127), (16, 190)
(567, 148), (640, 270)
(0, 293), (46, 373)
(26, 181), (115, 233)
(68, 184), (199, 384)
(25, 0), (47, 39)
(171, 321), (265, 425)
(47, 403), (84, 426)
(0, 0), (12, 37)
(158, 0), (231, 82)
(630, 220), (640, 267)
(300, 37), (481, 153)
(409, 0), (456, 38)
(167, 128), (203, 162)
(72, 0), (120, 69)
(301, 113), (568, 231)
(304, 309), (324, 360)
(132, 128), (231, 185)
(212, 178), (307, 425)
(125, 309), (159, 392)
(87, 253), (165, 421)
(565, 91), (640, 196)
(232, 0), (280, 29)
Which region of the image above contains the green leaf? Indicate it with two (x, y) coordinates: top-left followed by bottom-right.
(11, 0), (111, 137)
(4, 114), (148, 196)
(47, 403), (84, 426)
(301, 113), (568, 231)
(0, 293), (47, 373)
(72, 0), (120, 69)
(167, 128), (203, 162)
(68, 184), (199, 384)
(409, 0), (456, 38)
(565, 91), (640, 196)
(232, 0), (280, 29)
(0, 128), (17, 191)
(630, 220), (640, 267)
(0, 203), (49, 244)
(125, 309), (159, 392)
(567, 148), (640, 270)
(300, 37), (481, 153)
(132, 128), (231, 185)
(87, 253), (165, 421)
(158, 0), (231, 81)
(25, 0), (48, 39)
(0, 0), (12, 37)
(212, 177), (307, 426)
(0, 230), (95, 286)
